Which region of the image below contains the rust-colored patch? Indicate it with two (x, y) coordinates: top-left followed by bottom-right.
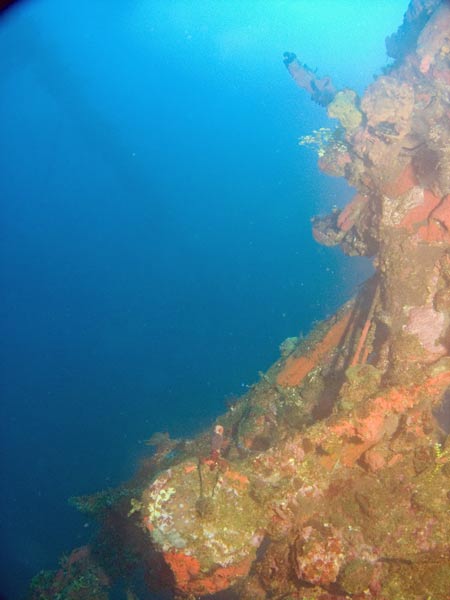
(327, 372), (450, 467)
(319, 453), (340, 471)
(400, 188), (441, 231)
(163, 551), (200, 591)
(163, 551), (252, 595)
(184, 464), (197, 474)
(192, 558), (253, 595)
(276, 312), (351, 387)
(224, 469), (250, 489)
(340, 441), (373, 467)
(417, 220), (449, 243)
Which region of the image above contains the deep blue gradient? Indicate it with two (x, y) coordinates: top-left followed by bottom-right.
(1, 1), (406, 598)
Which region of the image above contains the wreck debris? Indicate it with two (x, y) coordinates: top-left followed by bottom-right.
(283, 51), (336, 106)
(385, 0), (442, 62)
(350, 281), (380, 367)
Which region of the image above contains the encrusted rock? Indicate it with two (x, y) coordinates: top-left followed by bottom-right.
(338, 558), (375, 594)
(361, 76), (415, 137)
(291, 524), (345, 586)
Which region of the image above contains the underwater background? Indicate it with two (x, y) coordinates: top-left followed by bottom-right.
(0, 1), (406, 598)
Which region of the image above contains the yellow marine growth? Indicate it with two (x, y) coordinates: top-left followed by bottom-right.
(327, 88), (363, 134)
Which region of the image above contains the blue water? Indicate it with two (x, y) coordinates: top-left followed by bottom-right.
(0, 1), (406, 598)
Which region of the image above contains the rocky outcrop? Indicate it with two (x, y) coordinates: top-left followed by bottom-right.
(29, 2), (450, 599)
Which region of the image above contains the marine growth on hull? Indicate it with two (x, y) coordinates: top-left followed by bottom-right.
(29, 1), (450, 599)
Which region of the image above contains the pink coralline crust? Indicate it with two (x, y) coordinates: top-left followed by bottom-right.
(406, 305), (447, 356)
(279, 440), (305, 474)
(251, 434), (308, 479)
(293, 525), (345, 585)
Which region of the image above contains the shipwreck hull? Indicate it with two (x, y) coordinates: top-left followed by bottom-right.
(29, 1), (450, 599)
